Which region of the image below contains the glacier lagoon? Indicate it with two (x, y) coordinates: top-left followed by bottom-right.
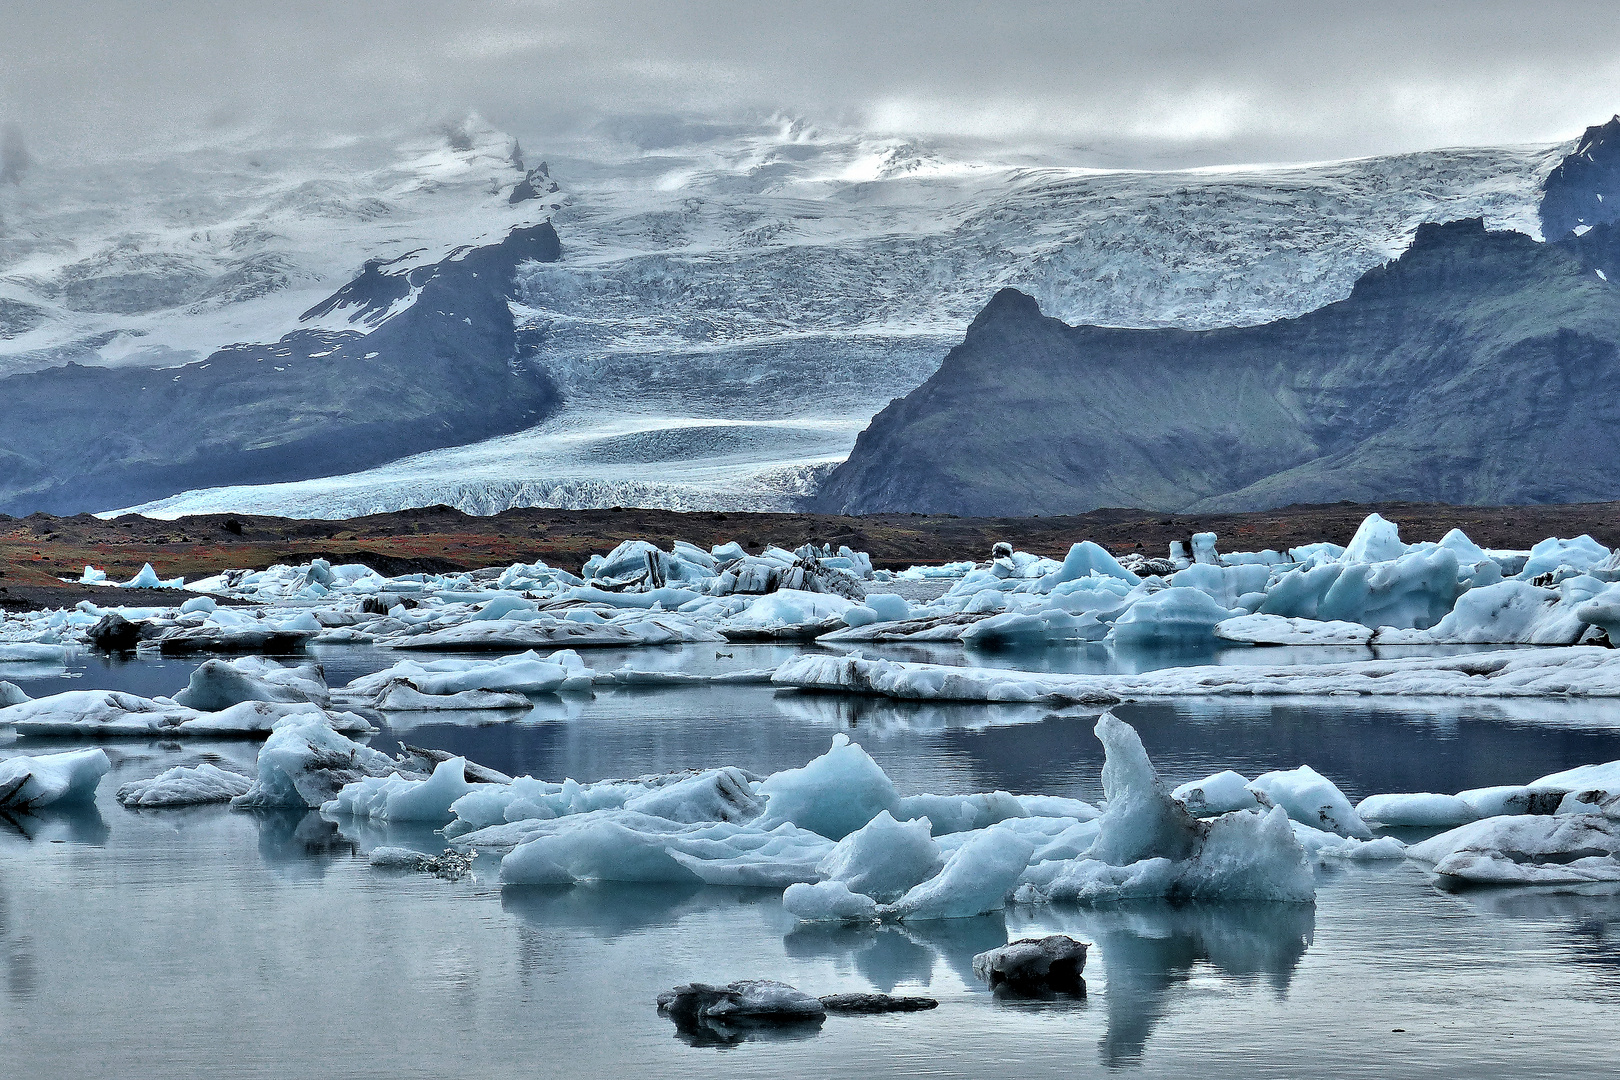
(5, 641), (1620, 1077)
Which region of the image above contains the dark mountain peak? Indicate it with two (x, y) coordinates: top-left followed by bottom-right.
(1539, 114), (1620, 238)
(968, 287), (1043, 330)
(1574, 115), (1620, 156)
(509, 165), (558, 205)
(1408, 216), (1488, 247)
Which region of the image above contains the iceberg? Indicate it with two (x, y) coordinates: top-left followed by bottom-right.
(815, 810), (943, 903)
(1214, 615), (1373, 646)
(1016, 714), (1315, 904)
(1355, 792), (1481, 828)
(231, 714), (401, 809)
(1108, 588), (1238, 648)
(755, 733), (900, 840)
(1408, 814), (1620, 887)
(1172, 771), (1273, 816)
(882, 826), (1035, 919)
(324, 757), (477, 823)
(781, 880), (880, 922)
(172, 656), (330, 711)
(0, 748), (111, 810)
(116, 763), (254, 808)
(772, 647), (1620, 703)
(1247, 765), (1372, 839)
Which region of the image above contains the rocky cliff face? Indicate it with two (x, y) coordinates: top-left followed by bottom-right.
(1540, 115), (1620, 239)
(812, 218), (1620, 517)
(0, 223), (562, 515)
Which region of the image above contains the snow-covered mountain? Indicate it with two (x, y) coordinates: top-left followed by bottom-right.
(3, 117), (1572, 518)
(0, 115), (564, 374)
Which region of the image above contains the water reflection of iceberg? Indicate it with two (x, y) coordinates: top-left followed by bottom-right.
(0, 802), (109, 845)
(1458, 888), (1620, 978)
(781, 914), (1009, 992)
(252, 809), (357, 879)
(1011, 901), (1315, 1067)
(501, 880), (714, 942)
(772, 692), (1055, 733)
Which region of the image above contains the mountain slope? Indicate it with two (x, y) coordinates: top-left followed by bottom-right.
(812, 218), (1620, 516)
(112, 125), (1568, 519)
(0, 223), (562, 515)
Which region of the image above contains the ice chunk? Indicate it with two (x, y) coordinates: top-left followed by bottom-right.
(1317, 548), (1460, 630)
(622, 767), (762, 823)
(1520, 535), (1612, 579)
(882, 826), (1035, 920)
(1169, 563), (1270, 608)
(1342, 513), (1406, 563)
(1247, 766), (1372, 839)
(324, 757), (476, 823)
(123, 563), (183, 589)
(231, 714), (400, 809)
(1018, 714), (1314, 904)
(0, 681), (29, 706)
(0, 748), (111, 810)
(1040, 541), (1141, 587)
(756, 733), (899, 839)
(1108, 587), (1238, 648)
(173, 657), (330, 711)
(1575, 583), (1620, 643)
(498, 811), (833, 886)
(773, 647), (1620, 703)
(372, 682), (532, 711)
(1191, 532), (1219, 565)
(1172, 771), (1273, 816)
(816, 810), (943, 902)
(1214, 614), (1373, 646)
(781, 880), (880, 922)
(1289, 821), (1406, 862)
(116, 763), (254, 808)
(1456, 785), (1535, 818)
(1355, 792), (1480, 828)
(897, 791), (1029, 835)
(1089, 713), (1202, 864)
(960, 608), (1106, 647)
(1410, 580), (1587, 645)
(1408, 814), (1620, 887)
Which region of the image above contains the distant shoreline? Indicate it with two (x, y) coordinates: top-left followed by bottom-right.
(5, 500), (1619, 613)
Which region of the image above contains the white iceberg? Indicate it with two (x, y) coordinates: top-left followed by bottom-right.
(324, 757), (477, 823)
(116, 763), (254, 808)
(1247, 765), (1372, 839)
(231, 714), (401, 809)
(816, 810), (943, 903)
(1408, 814), (1620, 887)
(755, 733), (900, 840)
(0, 748), (111, 810)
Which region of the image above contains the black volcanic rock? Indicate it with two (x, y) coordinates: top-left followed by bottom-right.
(813, 218), (1620, 517)
(1541, 116), (1620, 239)
(0, 223), (563, 516)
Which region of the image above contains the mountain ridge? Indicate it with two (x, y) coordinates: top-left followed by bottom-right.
(811, 216), (1620, 517)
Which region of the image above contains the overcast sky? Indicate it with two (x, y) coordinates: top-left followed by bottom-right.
(6, 0), (1620, 166)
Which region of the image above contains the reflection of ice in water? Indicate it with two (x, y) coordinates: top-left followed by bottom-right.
(1457, 888), (1620, 981)
(252, 809), (357, 880)
(0, 802), (109, 845)
(1010, 901), (1315, 1067)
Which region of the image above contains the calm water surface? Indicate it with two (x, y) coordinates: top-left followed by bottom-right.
(4, 642), (1620, 1078)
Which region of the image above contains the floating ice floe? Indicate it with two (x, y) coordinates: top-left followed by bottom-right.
(173, 656), (330, 710)
(385, 613), (724, 650)
(0, 690), (372, 737)
(231, 714), (404, 809)
(0, 748), (110, 811)
(116, 763), (255, 807)
(772, 647), (1620, 703)
(1408, 815), (1620, 887)
(331, 649), (595, 709)
(324, 757), (479, 822)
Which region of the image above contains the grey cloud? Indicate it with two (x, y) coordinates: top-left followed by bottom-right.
(3, 0), (1619, 165)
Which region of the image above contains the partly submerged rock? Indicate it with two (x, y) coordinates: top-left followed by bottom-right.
(87, 612), (144, 651)
(817, 993), (938, 1013)
(972, 935), (1089, 995)
(657, 980), (827, 1024)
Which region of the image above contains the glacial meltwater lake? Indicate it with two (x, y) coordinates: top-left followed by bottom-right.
(5, 642), (1620, 1078)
